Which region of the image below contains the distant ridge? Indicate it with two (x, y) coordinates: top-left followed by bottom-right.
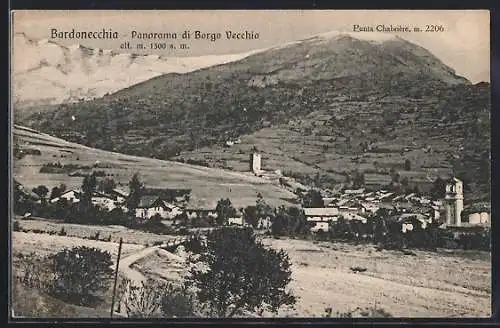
(12, 32), (260, 110)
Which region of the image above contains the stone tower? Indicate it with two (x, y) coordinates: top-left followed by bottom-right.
(249, 152), (262, 174)
(444, 177), (464, 226)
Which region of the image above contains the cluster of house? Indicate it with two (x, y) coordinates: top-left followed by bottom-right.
(20, 169), (490, 235)
(44, 185), (277, 230)
(303, 177), (491, 233)
(46, 187), (255, 227)
(48, 188), (187, 219)
(49, 188), (129, 211)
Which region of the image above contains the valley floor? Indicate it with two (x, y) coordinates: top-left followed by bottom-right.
(11, 224), (491, 318)
(264, 238), (491, 318)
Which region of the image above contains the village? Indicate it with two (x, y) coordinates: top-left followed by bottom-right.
(15, 150), (491, 241)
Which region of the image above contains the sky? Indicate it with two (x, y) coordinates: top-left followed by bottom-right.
(12, 10), (490, 83)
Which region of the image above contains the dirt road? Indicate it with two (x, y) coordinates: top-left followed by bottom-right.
(119, 246), (161, 284)
(117, 236), (191, 285)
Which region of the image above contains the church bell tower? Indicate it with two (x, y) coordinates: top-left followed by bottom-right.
(444, 177), (464, 226)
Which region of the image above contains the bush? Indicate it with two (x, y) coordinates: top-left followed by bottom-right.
(19, 252), (56, 291)
(13, 221), (21, 232)
(90, 232), (100, 240)
(58, 227), (67, 236)
(183, 238), (205, 254)
(350, 266), (367, 273)
(331, 306), (392, 318)
(176, 228), (190, 235)
(118, 276), (198, 319)
(161, 284), (197, 318)
(122, 279), (165, 318)
(49, 246), (114, 306)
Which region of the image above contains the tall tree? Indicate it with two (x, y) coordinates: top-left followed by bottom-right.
(301, 189), (324, 208)
(215, 198), (236, 226)
(127, 173), (144, 211)
(404, 159), (412, 171)
(81, 173), (97, 211)
(98, 178), (117, 194)
(49, 184), (67, 200)
(32, 185), (49, 202)
(187, 227), (296, 317)
(256, 193), (274, 220)
(430, 177), (446, 200)
(352, 170), (365, 189)
(243, 205), (258, 228)
(272, 206), (308, 237)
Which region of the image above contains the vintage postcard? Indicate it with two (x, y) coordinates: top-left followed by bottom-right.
(10, 10), (491, 319)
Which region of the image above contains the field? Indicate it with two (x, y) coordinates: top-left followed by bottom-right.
(125, 237), (491, 318)
(176, 123), (454, 194)
(14, 218), (178, 246)
(11, 231), (145, 259)
(264, 238), (491, 318)
(13, 125), (296, 209)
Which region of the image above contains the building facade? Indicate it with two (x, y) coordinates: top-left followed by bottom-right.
(250, 152), (262, 174)
(444, 177), (464, 226)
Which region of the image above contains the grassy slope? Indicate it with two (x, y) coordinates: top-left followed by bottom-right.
(176, 83), (491, 201)
(12, 280), (118, 318)
(13, 125), (296, 209)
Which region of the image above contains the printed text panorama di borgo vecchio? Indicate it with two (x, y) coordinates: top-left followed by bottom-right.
(50, 28), (260, 41)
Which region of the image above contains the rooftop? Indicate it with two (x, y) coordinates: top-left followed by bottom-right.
(137, 195), (162, 208)
(304, 207), (340, 217)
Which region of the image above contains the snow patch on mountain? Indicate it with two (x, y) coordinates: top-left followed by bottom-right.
(12, 33), (259, 109)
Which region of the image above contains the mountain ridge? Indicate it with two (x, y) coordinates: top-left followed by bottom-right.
(19, 32), (489, 198)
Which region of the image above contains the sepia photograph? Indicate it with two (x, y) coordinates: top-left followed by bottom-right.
(10, 10), (491, 319)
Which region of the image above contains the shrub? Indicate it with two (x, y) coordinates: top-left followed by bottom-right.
(333, 306), (392, 318)
(58, 227), (67, 236)
(183, 238), (205, 254)
(177, 228), (190, 235)
(350, 266), (367, 273)
(123, 279), (167, 318)
(49, 246), (114, 306)
(13, 221), (21, 232)
(19, 252), (56, 291)
(161, 284), (197, 318)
